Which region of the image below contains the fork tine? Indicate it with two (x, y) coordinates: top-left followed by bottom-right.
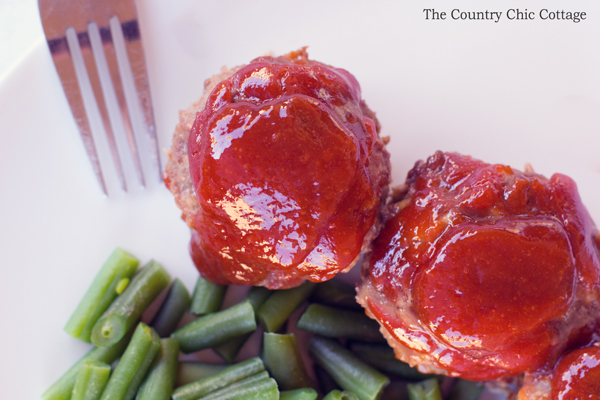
(88, 21), (146, 188)
(111, 18), (163, 182)
(77, 27), (127, 192)
(55, 31), (109, 195)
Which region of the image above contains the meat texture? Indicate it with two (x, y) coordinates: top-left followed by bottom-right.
(357, 151), (600, 381)
(165, 49), (390, 289)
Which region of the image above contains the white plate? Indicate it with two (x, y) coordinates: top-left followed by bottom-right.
(1, 1), (599, 399)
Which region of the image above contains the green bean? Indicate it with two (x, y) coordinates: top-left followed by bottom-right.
(172, 357), (265, 400)
(322, 390), (359, 400)
(407, 378), (442, 400)
(257, 282), (315, 332)
(42, 330), (132, 400)
(262, 332), (312, 390)
(214, 287), (271, 362)
(150, 279), (191, 337)
(199, 371), (269, 398)
(71, 360), (111, 400)
(99, 323), (161, 400)
(189, 275), (226, 315)
(296, 304), (384, 343)
(172, 300), (256, 354)
(243, 286), (272, 310)
(136, 338), (179, 400)
(91, 260), (170, 347)
(176, 363), (228, 387)
(197, 372), (278, 400)
(279, 388), (318, 400)
(309, 336), (389, 400)
(350, 343), (434, 380)
(65, 248), (139, 342)
(310, 280), (361, 310)
(448, 379), (484, 400)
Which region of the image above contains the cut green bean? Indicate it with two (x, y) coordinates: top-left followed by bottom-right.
(309, 336), (389, 400)
(189, 275), (226, 315)
(257, 282), (315, 332)
(197, 373), (278, 400)
(280, 388), (318, 400)
(243, 286), (272, 310)
(91, 260), (170, 347)
(199, 371), (269, 399)
(407, 378), (442, 400)
(99, 323), (161, 400)
(448, 379), (484, 400)
(137, 338), (179, 400)
(65, 248), (139, 342)
(42, 330), (133, 400)
(311, 280), (361, 310)
(172, 300), (256, 354)
(263, 332), (312, 390)
(350, 343), (434, 380)
(297, 304), (384, 343)
(90, 261), (169, 345)
(176, 363), (228, 387)
(172, 357), (265, 400)
(71, 360), (111, 400)
(151, 279), (191, 337)
(214, 287), (271, 362)
(322, 390), (360, 400)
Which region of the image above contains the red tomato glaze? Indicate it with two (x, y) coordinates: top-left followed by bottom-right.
(187, 49), (389, 289)
(359, 151), (600, 380)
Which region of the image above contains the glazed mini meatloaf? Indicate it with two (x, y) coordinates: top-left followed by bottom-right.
(358, 151), (600, 381)
(164, 49), (390, 289)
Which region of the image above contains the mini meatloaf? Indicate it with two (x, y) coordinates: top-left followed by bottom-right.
(164, 49), (390, 289)
(358, 151), (600, 381)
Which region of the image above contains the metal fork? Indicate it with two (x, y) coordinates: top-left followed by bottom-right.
(38, 0), (161, 195)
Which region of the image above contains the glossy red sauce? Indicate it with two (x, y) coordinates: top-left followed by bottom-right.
(187, 49), (389, 289)
(552, 345), (600, 399)
(363, 151), (600, 380)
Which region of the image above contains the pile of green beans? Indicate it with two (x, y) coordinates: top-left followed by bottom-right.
(43, 248), (485, 400)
